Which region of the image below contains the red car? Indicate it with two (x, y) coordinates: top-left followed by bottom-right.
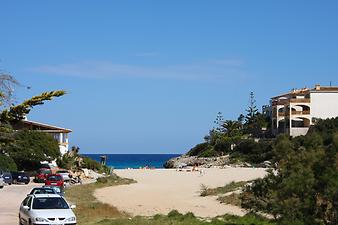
(44, 174), (64, 187)
(34, 168), (52, 183)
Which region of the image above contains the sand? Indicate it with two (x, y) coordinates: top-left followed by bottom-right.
(94, 167), (267, 218)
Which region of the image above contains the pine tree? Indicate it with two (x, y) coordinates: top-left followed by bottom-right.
(213, 111), (224, 132)
(0, 90), (66, 123)
(245, 91), (258, 124)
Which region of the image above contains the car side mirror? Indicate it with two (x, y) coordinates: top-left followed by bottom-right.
(70, 205), (76, 209)
(23, 206), (30, 210)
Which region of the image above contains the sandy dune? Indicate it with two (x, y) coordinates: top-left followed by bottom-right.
(94, 167), (267, 218)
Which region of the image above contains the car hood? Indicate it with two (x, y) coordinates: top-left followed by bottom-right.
(31, 209), (75, 218)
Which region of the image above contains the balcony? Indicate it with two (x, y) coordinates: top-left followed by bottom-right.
(272, 99), (288, 106)
(291, 110), (310, 115)
(272, 98), (310, 106)
(278, 112), (285, 117)
(290, 98), (310, 103)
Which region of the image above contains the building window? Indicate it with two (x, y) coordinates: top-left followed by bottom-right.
(52, 133), (60, 142)
(62, 133), (68, 143)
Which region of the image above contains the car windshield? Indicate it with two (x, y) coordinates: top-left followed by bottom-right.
(32, 197), (69, 209)
(47, 175), (62, 181)
(43, 186), (61, 192)
(41, 170), (51, 174)
(31, 189), (55, 194)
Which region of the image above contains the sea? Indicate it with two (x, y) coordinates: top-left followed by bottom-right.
(82, 154), (181, 169)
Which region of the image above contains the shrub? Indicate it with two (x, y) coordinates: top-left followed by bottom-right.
(231, 139), (273, 164)
(241, 125), (338, 224)
(187, 142), (210, 156)
(82, 156), (102, 170)
(0, 153), (17, 171)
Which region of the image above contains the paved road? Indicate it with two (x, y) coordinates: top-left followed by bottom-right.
(0, 181), (40, 225)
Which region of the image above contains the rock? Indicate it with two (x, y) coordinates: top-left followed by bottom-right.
(163, 155), (230, 168)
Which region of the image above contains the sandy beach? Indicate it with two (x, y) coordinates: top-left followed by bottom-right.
(94, 167), (267, 218)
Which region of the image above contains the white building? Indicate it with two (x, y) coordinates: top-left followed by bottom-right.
(271, 84), (338, 137)
(12, 119), (72, 155)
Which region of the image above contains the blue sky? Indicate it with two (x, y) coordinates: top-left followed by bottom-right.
(0, 1), (337, 153)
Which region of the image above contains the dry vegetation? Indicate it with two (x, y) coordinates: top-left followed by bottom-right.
(200, 181), (248, 207)
(200, 181), (248, 197)
(65, 174), (135, 225)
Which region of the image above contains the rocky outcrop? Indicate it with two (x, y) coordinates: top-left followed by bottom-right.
(163, 155), (230, 168)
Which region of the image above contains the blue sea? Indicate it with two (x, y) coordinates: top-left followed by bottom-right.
(82, 154), (181, 169)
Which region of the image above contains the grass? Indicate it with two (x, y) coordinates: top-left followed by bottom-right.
(200, 181), (248, 207)
(200, 181), (249, 197)
(94, 211), (275, 225)
(66, 174), (275, 225)
(65, 174), (135, 225)
(217, 193), (242, 207)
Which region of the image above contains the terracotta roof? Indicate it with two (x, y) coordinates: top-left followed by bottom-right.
(271, 85), (338, 99)
(310, 86), (338, 92)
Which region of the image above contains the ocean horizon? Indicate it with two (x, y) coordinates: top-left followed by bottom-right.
(82, 154), (181, 169)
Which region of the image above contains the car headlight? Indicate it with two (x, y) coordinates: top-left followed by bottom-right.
(35, 217), (48, 222)
(65, 216), (76, 222)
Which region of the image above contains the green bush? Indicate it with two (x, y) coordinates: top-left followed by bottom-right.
(231, 139), (273, 164)
(199, 148), (218, 157)
(187, 142), (210, 156)
(82, 156), (102, 170)
(0, 153), (17, 171)
(7, 130), (60, 171)
(241, 118), (338, 225)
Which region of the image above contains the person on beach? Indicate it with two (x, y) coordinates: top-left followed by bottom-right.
(199, 169), (204, 176)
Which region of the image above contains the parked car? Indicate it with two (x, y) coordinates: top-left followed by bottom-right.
(19, 194), (77, 225)
(34, 168), (52, 183)
(45, 174), (64, 187)
(43, 185), (65, 196)
(29, 187), (57, 195)
(40, 164), (52, 170)
(0, 177), (4, 189)
(56, 170), (71, 182)
(11, 171), (30, 184)
(0, 170), (13, 185)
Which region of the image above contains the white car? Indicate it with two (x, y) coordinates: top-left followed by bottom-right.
(56, 170), (71, 182)
(19, 194), (76, 225)
(0, 177), (4, 189)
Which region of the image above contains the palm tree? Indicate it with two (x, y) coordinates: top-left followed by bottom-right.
(222, 120), (242, 137)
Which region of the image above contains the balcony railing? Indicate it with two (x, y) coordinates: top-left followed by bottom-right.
(290, 98), (311, 103)
(272, 99), (288, 106)
(272, 98), (310, 106)
(291, 110), (310, 115)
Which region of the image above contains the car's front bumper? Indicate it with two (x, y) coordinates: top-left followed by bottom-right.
(33, 223), (76, 225)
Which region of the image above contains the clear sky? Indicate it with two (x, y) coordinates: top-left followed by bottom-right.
(0, 1), (337, 154)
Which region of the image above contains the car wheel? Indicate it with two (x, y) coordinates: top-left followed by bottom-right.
(24, 182), (29, 185)
(0, 186), (3, 189)
(18, 214), (23, 225)
(18, 214), (22, 225)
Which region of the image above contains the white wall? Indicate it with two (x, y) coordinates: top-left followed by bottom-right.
(290, 127), (309, 137)
(310, 92), (338, 119)
(59, 145), (68, 156)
